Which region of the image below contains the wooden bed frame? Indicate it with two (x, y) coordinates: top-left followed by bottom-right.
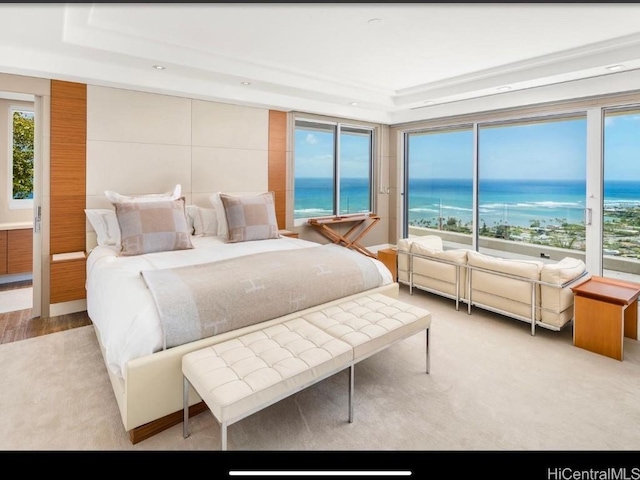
(96, 282), (400, 444)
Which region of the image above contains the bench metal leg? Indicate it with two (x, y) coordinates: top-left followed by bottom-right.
(426, 329), (430, 374)
(183, 376), (190, 438)
(348, 364), (354, 423)
(221, 422), (228, 451)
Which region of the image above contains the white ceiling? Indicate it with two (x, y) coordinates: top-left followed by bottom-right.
(2, 3), (640, 124)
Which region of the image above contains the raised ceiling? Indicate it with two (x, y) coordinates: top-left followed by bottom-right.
(2, 3), (640, 124)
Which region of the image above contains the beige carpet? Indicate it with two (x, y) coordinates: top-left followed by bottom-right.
(1, 285), (640, 453)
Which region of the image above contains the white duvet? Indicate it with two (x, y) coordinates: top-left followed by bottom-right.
(86, 236), (393, 379)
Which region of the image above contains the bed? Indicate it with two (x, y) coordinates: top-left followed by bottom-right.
(85, 193), (396, 443)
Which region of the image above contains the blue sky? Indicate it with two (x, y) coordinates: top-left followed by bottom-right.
(294, 127), (371, 178)
(295, 113), (640, 181)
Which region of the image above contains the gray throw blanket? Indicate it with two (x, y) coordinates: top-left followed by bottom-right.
(140, 244), (384, 349)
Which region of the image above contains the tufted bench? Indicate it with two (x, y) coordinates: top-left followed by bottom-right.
(182, 293), (431, 450)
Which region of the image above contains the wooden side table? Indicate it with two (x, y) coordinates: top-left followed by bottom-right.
(377, 248), (397, 281)
(571, 276), (640, 361)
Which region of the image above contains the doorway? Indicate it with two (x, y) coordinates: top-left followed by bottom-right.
(0, 90), (39, 322)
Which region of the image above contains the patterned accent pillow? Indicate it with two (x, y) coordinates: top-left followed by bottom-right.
(114, 198), (194, 256)
(219, 192), (279, 243)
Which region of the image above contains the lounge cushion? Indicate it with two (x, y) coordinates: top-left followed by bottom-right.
(540, 257), (586, 327)
(467, 250), (543, 320)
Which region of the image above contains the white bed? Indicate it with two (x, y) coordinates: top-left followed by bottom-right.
(86, 233), (396, 443)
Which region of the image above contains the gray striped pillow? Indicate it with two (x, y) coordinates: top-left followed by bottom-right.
(220, 192), (279, 243)
(114, 198), (193, 256)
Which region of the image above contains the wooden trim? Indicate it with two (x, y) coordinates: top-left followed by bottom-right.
(268, 110), (287, 229)
(129, 401), (208, 445)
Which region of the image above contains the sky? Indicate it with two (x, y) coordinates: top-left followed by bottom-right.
(294, 112), (640, 181)
(294, 127), (371, 178)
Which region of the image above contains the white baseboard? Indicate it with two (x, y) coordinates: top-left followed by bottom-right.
(49, 299), (87, 317)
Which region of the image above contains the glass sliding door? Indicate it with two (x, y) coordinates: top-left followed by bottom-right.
(477, 115), (587, 261)
(405, 126), (474, 246)
(602, 107), (640, 282)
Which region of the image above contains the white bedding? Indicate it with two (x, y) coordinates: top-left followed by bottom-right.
(86, 235), (393, 379)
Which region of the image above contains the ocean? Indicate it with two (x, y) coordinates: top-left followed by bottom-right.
(295, 177), (640, 227)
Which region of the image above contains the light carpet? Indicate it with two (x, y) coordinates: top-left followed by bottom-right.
(1, 286), (639, 452)
(0, 287), (32, 314)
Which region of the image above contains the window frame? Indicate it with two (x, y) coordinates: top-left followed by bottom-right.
(8, 105), (35, 210)
(293, 116), (375, 226)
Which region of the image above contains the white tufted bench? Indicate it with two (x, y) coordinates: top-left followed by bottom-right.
(182, 293), (431, 450)
(302, 293), (432, 375)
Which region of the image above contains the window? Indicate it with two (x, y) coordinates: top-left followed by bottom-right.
(403, 114), (587, 263)
(294, 119), (374, 221)
(9, 106), (34, 209)
(477, 115), (587, 257)
(603, 107), (640, 282)
(404, 127), (474, 244)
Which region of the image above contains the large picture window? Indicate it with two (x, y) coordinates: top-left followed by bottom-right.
(9, 106), (34, 208)
(294, 119), (373, 220)
(405, 127), (474, 244)
(477, 116), (587, 257)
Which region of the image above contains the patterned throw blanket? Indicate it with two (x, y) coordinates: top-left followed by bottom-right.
(140, 244), (384, 349)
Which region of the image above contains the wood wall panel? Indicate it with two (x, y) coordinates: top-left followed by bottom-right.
(7, 229), (32, 274)
(50, 143), (86, 196)
(50, 259), (86, 304)
(268, 110), (287, 229)
(0, 231), (6, 275)
(50, 83), (87, 146)
(50, 80), (87, 304)
(50, 195), (86, 254)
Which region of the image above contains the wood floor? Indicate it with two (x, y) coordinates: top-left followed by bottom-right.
(0, 280), (92, 345)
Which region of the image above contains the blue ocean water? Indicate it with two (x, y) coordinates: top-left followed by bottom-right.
(295, 177), (640, 227)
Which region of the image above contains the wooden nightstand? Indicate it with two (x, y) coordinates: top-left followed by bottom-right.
(377, 247), (397, 281)
(279, 229), (299, 238)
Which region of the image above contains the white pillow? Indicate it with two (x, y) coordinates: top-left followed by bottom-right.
(85, 209), (121, 247)
(192, 206), (219, 236)
(105, 184), (181, 204)
(185, 204), (198, 235)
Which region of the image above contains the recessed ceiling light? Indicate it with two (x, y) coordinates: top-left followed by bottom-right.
(241, 81), (251, 85)
(152, 65), (166, 70)
(349, 102), (358, 106)
(424, 101), (435, 106)
(497, 86), (512, 92)
(367, 18), (381, 25)
(607, 65), (624, 71)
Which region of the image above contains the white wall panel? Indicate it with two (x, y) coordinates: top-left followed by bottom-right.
(87, 86), (192, 145)
(191, 146), (268, 193)
(192, 100), (268, 149)
(86, 141), (191, 196)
